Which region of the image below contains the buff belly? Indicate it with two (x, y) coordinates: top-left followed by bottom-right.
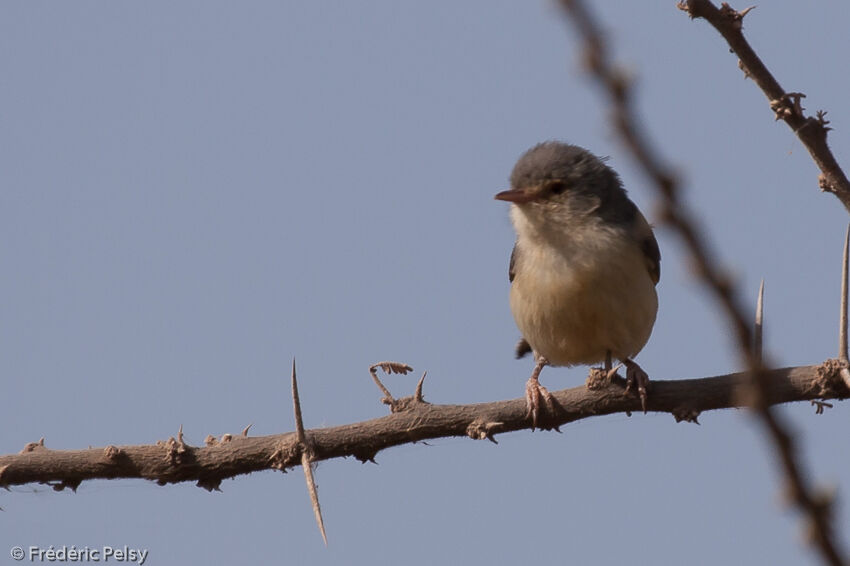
(509, 242), (657, 366)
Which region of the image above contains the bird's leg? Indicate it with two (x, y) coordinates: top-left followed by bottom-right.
(525, 356), (555, 430)
(586, 350), (622, 390)
(604, 350), (621, 380)
(623, 358), (650, 413)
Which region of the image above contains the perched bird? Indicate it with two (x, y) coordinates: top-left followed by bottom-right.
(495, 142), (660, 427)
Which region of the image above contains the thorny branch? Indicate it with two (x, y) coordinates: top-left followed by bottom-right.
(2, 2), (849, 556)
(558, 0), (848, 564)
(1, 361), (848, 492)
(677, 0), (850, 213)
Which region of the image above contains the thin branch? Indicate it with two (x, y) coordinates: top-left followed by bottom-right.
(369, 361), (414, 408)
(558, 1), (848, 564)
(677, 0), (850, 212)
(0, 362), (847, 491)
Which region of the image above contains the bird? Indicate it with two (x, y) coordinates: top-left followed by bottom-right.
(495, 141), (660, 428)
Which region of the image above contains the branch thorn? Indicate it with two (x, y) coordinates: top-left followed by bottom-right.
(755, 279), (764, 366)
(840, 224), (849, 362)
(414, 372), (427, 402)
(291, 358), (328, 545)
(737, 5), (756, 19)
(292, 359), (306, 444)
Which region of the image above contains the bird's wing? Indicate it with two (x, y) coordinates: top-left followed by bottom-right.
(642, 232), (661, 285)
(508, 241), (519, 283)
(508, 243), (533, 358)
(634, 211), (661, 285)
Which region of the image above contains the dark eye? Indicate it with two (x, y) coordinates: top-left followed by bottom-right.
(548, 181), (567, 194)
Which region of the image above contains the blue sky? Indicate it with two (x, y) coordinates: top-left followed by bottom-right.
(2, 2), (849, 564)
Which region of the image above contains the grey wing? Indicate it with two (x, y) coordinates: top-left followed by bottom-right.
(633, 211), (661, 285)
(642, 230), (661, 285)
(604, 194), (660, 285)
(508, 241), (519, 283)
(508, 243), (533, 359)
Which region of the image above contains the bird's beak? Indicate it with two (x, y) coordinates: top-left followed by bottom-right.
(494, 188), (536, 204)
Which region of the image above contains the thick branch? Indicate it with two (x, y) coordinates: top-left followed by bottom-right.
(1, 362), (846, 491)
(679, 0), (850, 212)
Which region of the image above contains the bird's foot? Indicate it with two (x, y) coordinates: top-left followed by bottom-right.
(525, 357), (560, 431)
(623, 359), (650, 413)
(525, 376), (558, 431)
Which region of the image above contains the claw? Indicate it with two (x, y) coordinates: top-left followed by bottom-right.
(525, 357), (555, 430)
(623, 359), (650, 413)
(525, 377), (556, 430)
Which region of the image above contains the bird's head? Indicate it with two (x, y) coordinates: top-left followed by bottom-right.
(495, 141), (627, 231)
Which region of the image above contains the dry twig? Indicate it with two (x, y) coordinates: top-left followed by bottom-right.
(677, 0), (850, 211)
(558, 0), (848, 564)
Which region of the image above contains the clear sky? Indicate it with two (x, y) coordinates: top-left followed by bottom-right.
(3, 2), (849, 565)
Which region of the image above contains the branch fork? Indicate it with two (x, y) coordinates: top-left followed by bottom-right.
(369, 361), (429, 413)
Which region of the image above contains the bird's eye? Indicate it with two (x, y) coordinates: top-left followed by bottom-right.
(548, 181), (567, 194)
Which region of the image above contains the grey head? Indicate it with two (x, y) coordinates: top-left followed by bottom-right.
(495, 141), (637, 226)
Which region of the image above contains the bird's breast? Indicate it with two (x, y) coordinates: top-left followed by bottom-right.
(509, 231), (657, 366)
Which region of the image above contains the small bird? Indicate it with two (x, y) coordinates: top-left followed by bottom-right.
(495, 142), (660, 428)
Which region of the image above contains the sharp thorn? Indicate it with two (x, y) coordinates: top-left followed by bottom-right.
(291, 358), (306, 443)
(755, 279), (764, 366)
(291, 359), (327, 543)
(606, 363), (623, 380)
(302, 453), (328, 545)
(840, 224), (849, 361)
(414, 371), (427, 402)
